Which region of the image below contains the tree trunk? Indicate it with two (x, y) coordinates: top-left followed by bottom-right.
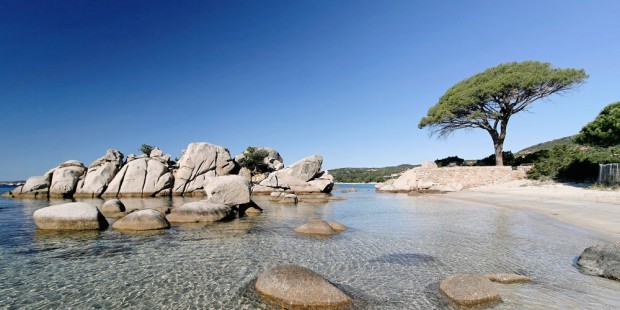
(494, 141), (504, 166)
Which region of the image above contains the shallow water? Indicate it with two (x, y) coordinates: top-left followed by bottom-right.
(1, 184), (619, 309)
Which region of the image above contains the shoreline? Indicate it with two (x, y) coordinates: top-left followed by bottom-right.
(427, 180), (620, 239)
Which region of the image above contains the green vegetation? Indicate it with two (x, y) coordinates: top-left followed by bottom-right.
(575, 102), (620, 147)
(140, 144), (155, 156)
(515, 136), (578, 156)
(527, 145), (618, 182)
(419, 61), (587, 166)
(237, 147), (271, 174)
(330, 164), (417, 183)
(434, 156), (464, 167)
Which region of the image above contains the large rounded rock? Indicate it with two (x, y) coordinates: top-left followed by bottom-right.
(49, 161), (86, 198)
(33, 202), (109, 230)
(439, 273), (501, 306)
(255, 265), (352, 309)
(204, 175), (251, 206)
(576, 241), (620, 281)
(166, 201), (234, 223)
(101, 199), (126, 213)
(112, 209), (170, 231)
(294, 220), (338, 236)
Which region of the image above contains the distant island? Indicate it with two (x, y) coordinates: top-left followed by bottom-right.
(0, 181), (25, 187)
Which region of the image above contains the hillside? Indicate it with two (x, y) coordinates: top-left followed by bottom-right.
(330, 164), (418, 183)
(515, 135), (578, 157)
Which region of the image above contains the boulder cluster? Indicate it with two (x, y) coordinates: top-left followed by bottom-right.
(33, 175), (261, 231)
(2, 142), (334, 199)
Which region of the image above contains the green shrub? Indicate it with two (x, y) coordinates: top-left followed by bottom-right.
(527, 145), (619, 182)
(435, 156), (465, 167)
(140, 144), (155, 156)
(237, 147), (271, 174)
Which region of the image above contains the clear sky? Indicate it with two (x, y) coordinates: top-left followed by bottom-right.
(1, 0), (619, 180)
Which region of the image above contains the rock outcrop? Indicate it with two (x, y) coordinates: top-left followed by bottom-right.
(204, 175), (251, 206)
(2, 142), (334, 201)
(166, 201), (235, 223)
(49, 160), (87, 198)
(33, 202), (109, 230)
(234, 147), (284, 172)
(75, 149), (124, 198)
(102, 151), (173, 198)
(255, 265), (352, 309)
(376, 165), (523, 193)
(172, 142), (235, 196)
(576, 241), (620, 281)
(253, 155), (334, 194)
(112, 209), (170, 231)
(439, 273), (501, 306)
(2, 161), (87, 199)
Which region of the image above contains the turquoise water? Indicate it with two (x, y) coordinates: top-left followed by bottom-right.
(1, 184), (619, 309)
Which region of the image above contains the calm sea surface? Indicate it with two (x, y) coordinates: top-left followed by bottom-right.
(0, 184), (619, 309)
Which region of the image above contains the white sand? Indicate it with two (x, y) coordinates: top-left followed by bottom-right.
(435, 180), (620, 238)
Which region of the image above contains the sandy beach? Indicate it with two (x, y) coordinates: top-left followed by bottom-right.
(431, 180), (620, 239)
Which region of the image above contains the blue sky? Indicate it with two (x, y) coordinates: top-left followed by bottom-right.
(1, 0), (619, 180)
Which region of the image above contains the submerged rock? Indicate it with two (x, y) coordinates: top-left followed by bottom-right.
(326, 221), (347, 232)
(166, 201), (234, 223)
(33, 202), (109, 230)
(294, 220), (344, 236)
(439, 273), (501, 306)
(112, 209), (170, 231)
(486, 273), (531, 284)
(577, 241), (620, 281)
(255, 265), (352, 309)
(277, 194), (298, 204)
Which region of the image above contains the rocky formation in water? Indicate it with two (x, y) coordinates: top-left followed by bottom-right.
(253, 155), (334, 194)
(235, 147), (284, 183)
(576, 241), (620, 281)
(172, 142), (236, 196)
(293, 220), (346, 236)
(1, 142), (334, 199)
(112, 209), (170, 231)
(254, 265), (352, 309)
(102, 150), (174, 198)
(439, 273), (501, 306)
(33, 202), (109, 230)
(75, 150), (124, 198)
(166, 201), (235, 223)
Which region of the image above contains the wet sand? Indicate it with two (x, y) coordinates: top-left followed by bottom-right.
(432, 180), (620, 239)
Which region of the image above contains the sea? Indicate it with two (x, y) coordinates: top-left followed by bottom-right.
(0, 184), (619, 309)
